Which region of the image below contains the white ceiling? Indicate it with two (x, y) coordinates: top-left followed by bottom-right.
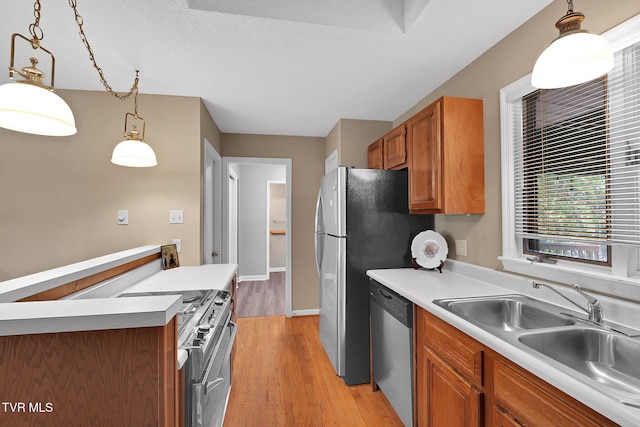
(0, 0), (552, 137)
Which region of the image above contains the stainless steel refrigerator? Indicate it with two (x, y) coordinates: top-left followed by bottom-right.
(314, 166), (434, 385)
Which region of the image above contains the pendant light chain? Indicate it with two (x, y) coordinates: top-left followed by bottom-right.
(28, 0), (44, 41)
(133, 72), (140, 117)
(567, 0), (574, 14)
(67, 0), (138, 101)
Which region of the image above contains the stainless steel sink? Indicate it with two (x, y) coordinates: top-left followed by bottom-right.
(519, 328), (640, 408)
(434, 294), (575, 333)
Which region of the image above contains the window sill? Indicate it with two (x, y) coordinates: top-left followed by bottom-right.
(499, 256), (640, 302)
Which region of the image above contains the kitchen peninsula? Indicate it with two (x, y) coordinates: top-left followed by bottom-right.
(0, 246), (237, 427)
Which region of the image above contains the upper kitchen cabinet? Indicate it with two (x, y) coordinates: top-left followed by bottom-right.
(368, 138), (384, 169)
(367, 124), (408, 170)
(407, 96), (484, 214)
(383, 124), (408, 170)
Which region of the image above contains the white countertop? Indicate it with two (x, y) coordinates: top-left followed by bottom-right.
(0, 295), (182, 336)
(123, 264), (238, 294)
(0, 245), (160, 303)
(367, 261), (640, 427)
(0, 254), (238, 337)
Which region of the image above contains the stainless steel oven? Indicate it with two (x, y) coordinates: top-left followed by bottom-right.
(182, 290), (235, 427)
(118, 289), (236, 427)
(191, 310), (237, 427)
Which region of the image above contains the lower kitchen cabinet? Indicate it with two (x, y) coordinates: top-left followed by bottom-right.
(489, 357), (614, 427)
(419, 346), (483, 427)
(0, 318), (179, 427)
(415, 307), (616, 427)
(417, 307), (483, 427)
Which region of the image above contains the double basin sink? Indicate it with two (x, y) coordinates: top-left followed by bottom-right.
(433, 294), (640, 408)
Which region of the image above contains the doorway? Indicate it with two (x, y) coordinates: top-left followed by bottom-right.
(222, 157), (292, 317)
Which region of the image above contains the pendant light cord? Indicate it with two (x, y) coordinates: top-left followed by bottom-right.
(67, 0), (138, 101)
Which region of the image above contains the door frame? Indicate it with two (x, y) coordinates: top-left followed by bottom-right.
(204, 139), (222, 264)
(222, 157), (293, 318)
(228, 167), (239, 266)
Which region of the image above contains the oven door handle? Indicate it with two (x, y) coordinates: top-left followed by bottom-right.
(204, 320), (237, 395)
(205, 377), (225, 394)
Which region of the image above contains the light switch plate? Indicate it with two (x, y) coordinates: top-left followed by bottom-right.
(117, 210), (128, 225)
(169, 210), (184, 224)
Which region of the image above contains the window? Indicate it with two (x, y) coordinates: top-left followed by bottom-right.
(519, 78), (611, 265)
(500, 15), (640, 300)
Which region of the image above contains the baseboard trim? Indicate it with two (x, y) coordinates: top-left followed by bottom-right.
(291, 309), (320, 316)
(268, 267), (286, 273)
(237, 274), (269, 282)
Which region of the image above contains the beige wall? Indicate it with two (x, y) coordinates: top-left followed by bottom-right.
(339, 119), (392, 168)
(326, 119), (392, 168)
(221, 134), (325, 310)
(199, 100), (223, 263)
(326, 120), (341, 161)
(0, 90), (204, 280)
(393, 0), (640, 271)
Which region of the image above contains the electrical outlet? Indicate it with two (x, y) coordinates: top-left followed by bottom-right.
(172, 239), (182, 252)
(455, 239), (467, 256)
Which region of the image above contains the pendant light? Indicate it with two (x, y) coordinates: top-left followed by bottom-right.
(1, 0), (157, 168)
(532, 0), (614, 89)
(0, 8), (77, 136)
(111, 72), (158, 167)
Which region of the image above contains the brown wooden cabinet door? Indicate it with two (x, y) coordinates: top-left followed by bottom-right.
(384, 125), (408, 169)
(407, 101), (442, 212)
(418, 345), (483, 427)
(490, 405), (521, 427)
(368, 138), (384, 169)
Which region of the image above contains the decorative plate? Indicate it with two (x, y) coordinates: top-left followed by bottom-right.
(411, 230), (448, 269)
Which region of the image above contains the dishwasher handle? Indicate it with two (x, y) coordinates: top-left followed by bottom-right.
(378, 289), (394, 300)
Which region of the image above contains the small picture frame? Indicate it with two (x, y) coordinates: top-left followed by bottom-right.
(161, 244), (180, 270)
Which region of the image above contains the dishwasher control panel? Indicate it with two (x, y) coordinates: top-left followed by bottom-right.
(369, 279), (413, 327)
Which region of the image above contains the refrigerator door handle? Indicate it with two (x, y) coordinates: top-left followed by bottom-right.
(314, 188), (323, 274)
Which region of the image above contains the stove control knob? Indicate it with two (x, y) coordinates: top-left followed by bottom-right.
(197, 325), (211, 338)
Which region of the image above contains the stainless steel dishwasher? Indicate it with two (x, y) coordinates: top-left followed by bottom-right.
(369, 279), (413, 427)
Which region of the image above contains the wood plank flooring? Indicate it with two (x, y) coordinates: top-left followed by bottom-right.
(224, 315), (404, 427)
(235, 272), (285, 318)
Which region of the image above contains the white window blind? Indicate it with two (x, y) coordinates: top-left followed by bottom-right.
(513, 41), (640, 247)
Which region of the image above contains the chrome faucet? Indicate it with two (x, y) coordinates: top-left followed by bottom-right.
(532, 282), (603, 324)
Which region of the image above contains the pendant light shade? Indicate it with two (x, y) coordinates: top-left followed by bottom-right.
(111, 138), (157, 167)
(531, 1), (614, 89)
(0, 82), (76, 136)
(111, 107), (157, 168)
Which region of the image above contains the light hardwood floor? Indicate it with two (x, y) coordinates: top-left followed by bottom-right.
(224, 315), (404, 426)
(235, 272), (285, 318)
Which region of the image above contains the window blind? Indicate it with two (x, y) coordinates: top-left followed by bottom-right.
(513, 41), (640, 247)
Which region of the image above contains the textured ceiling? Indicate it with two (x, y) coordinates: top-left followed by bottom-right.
(0, 0), (552, 137)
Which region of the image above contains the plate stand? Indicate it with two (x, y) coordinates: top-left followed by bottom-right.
(412, 258), (444, 273)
